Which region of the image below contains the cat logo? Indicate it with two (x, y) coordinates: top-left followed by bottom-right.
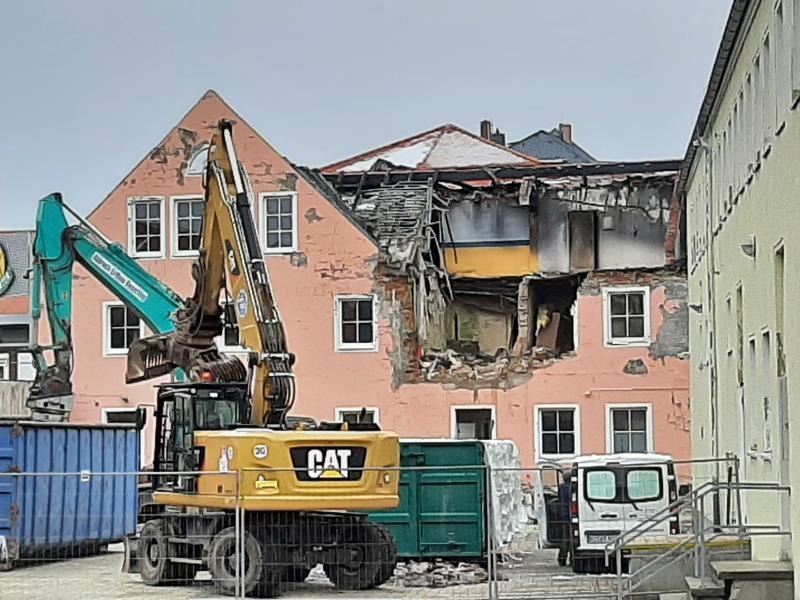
(0, 244), (12, 296)
(224, 241), (240, 275)
(306, 448), (352, 479)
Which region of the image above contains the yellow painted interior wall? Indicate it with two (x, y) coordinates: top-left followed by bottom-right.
(443, 245), (538, 278)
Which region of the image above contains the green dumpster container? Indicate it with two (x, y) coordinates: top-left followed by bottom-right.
(368, 439), (487, 560)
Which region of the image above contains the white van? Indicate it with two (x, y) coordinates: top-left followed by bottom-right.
(535, 453), (679, 573)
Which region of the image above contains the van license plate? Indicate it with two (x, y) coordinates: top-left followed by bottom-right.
(587, 533), (618, 544)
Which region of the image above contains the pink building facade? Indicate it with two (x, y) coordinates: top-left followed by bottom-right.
(51, 91), (690, 467)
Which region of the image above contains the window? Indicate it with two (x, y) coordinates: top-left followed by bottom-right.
(0, 323), (31, 346)
(538, 407), (578, 457)
(603, 287), (650, 345)
(762, 33), (774, 141)
(775, 2), (789, 123)
(128, 197), (164, 258)
(452, 407), (495, 440)
(102, 408), (146, 468)
(261, 192), (297, 253)
(104, 303), (144, 355)
(335, 296), (377, 351)
(172, 197), (204, 256)
(184, 145), (209, 176)
(609, 406), (650, 453)
(335, 407), (380, 426)
(17, 352), (35, 381)
(0, 355), (8, 380)
(586, 470), (617, 501)
(792, 0), (800, 98)
(626, 469), (663, 502)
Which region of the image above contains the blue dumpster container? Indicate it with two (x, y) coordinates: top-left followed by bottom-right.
(0, 420), (140, 568)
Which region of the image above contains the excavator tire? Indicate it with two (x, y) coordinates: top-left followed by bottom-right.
(323, 521), (398, 590)
(138, 520), (197, 586)
(208, 526), (279, 598)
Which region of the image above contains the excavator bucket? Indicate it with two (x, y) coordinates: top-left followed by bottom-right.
(126, 335), (176, 383)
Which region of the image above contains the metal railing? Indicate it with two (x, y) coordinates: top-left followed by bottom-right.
(603, 465), (791, 599)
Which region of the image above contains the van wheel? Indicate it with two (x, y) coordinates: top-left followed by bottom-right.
(572, 557), (586, 574)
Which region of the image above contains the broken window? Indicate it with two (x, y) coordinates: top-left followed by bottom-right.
(261, 192), (297, 253)
(604, 287), (649, 345)
(129, 197), (163, 257)
(610, 407), (649, 453)
(454, 408), (494, 440)
(184, 145), (209, 176)
(538, 408), (577, 457)
(335, 296), (377, 351)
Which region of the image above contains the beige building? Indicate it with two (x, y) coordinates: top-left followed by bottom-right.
(682, 0), (800, 582)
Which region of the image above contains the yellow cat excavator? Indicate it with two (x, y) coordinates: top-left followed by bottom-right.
(125, 121), (399, 597)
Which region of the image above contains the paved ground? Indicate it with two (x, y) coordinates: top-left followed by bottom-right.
(1, 544), (621, 600)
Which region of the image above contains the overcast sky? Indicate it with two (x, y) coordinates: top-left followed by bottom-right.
(0, 0), (730, 229)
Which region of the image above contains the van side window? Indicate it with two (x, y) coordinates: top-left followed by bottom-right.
(626, 469), (663, 501)
(586, 470), (616, 501)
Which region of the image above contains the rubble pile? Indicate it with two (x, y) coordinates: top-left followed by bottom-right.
(418, 346), (572, 384)
(392, 560), (489, 587)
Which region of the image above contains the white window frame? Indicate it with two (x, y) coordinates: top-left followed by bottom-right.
(602, 286), (651, 347)
(102, 407), (147, 468)
(127, 196), (165, 259)
(606, 403), (654, 453)
(335, 406), (381, 427)
(534, 404), (581, 461)
(334, 295), (379, 352)
(183, 144), (209, 177)
(102, 301), (145, 356)
(170, 195), (204, 258)
(260, 192), (298, 254)
(450, 405), (497, 440)
(0, 354), (8, 380)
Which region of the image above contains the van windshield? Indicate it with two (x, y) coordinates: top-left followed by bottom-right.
(584, 466), (664, 503)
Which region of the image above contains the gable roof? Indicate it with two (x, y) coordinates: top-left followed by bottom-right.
(322, 124), (538, 173)
(510, 129), (595, 163)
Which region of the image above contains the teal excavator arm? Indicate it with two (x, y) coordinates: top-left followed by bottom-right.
(28, 193), (186, 420)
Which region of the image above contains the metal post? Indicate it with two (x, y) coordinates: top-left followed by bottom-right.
(616, 545), (624, 600)
(236, 470), (244, 600)
(698, 494), (706, 579)
(734, 458), (744, 535)
(692, 492), (700, 577)
(484, 462), (498, 600)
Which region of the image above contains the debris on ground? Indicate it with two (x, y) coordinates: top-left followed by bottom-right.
(392, 560), (489, 587)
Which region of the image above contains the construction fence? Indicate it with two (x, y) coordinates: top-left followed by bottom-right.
(0, 456), (785, 600)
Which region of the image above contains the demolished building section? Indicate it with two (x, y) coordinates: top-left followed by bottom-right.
(303, 159), (684, 390)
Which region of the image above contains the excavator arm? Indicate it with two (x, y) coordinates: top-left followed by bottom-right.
(128, 121), (294, 425)
(28, 193), (231, 420)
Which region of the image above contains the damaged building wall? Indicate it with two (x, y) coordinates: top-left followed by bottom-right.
(443, 199), (537, 277)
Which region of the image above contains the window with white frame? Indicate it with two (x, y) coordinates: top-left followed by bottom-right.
(335, 296), (377, 351)
(609, 406), (650, 453)
(0, 355), (8, 380)
(261, 193), (297, 253)
(104, 303), (144, 355)
(335, 407), (379, 426)
(603, 287), (650, 345)
(184, 145), (209, 176)
(538, 407), (578, 457)
(172, 197), (204, 256)
(129, 197), (164, 257)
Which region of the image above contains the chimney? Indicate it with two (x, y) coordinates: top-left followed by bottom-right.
(559, 123), (573, 144)
(479, 119), (507, 146)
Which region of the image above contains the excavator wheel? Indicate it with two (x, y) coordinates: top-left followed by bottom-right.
(323, 521), (398, 590)
(138, 519), (198, 586)
(208, 526), (279, 598)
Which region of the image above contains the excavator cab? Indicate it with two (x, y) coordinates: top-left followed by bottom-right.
(152, 382), (249, 493)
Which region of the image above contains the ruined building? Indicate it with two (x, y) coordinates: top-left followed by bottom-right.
(306, 122), (691, 464)
(32, 91), (689, 466)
